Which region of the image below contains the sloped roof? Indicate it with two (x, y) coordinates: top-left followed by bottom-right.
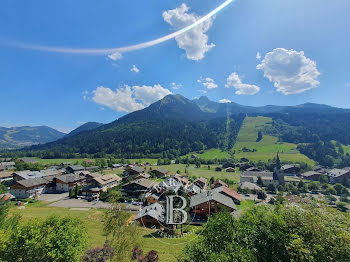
(302, 171), (321, 177)
(67, 165), (85, 171)
(153, 168), (169, 174)
(134, 202), (164, 222)
(190, 190), (237, 210)
(328, 168), (349, 177)
(213, 179), (228, 188)
(130, 166), (145, 173)
(56, 174), (82, 183)
(212, 186), (241, 202)
(239, 181), (262, 191)
(93, 174), (121, 186)
(123, 178), (157, 189)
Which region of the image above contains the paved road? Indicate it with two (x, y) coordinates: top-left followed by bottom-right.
(38, 193), (69, 202)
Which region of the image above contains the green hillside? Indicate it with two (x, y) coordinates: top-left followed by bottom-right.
(233, 116), (314, 165)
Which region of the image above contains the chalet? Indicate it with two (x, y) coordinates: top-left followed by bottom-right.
(10, 176), (56, 199)
(190, 191), (237, 217)
(18, 158), (38, 164)
(122, 178), (157, 199)
(92, 174), (121, 192)
(124, 166), (145, 177)
(239, 181), (262, 192)
(134, 203), (165, 228)
(65, 165), (85, 174)
(0, 193), (14, 201)
(194, 177), (207, 190)
(0, 161), (15, 171)
(240, 171), (284, 186)
(55, 174), (83, 192)
(212, 179), (228, 189)
(212, 186), (241, 204)
(327, 169), (350, 185)
(313, 165), (327, 174)
(151, 168), (169, 178)
(12, 171), (46, 181)
(301, 171), (322, 181)
(237, 163), (253, 171)
(225, 167), (235, 172)
(112, 164), (123, 169)
(82, 186), (101, 201)
(156, 177), (183, 194)
(246, 167), (261, 172)
(0, 172), (13, 183)
(281, 164), (300, 176)
(85, 172), (102, 183)
(135, 173), (151, 180)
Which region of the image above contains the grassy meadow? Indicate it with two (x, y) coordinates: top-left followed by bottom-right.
(233, 116), (315, 165)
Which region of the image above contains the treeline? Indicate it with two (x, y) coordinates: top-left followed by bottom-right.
(3, 115), (245, 160)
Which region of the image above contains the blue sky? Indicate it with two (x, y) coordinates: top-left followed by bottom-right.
(1, 0), (349, 132)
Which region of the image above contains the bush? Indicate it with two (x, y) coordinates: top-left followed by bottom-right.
(182, 205), (350, 262)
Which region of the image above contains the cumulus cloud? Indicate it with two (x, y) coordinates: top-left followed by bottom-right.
(163, 3), (215, 60)
(256, 52), (261, 60)
(225, 72), (260, 95)
(256, 48), (320, 95)
(92, 85), (172, 113)
(108, 51), (123, 61)
(219, 99), (231, 103)
(82, 90), (89, 101)
(130, 65), (140, 73)
(171, 82), (182, 90)
(198, 77), (218, 89)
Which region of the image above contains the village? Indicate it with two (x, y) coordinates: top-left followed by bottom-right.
(1, 155), (349, 227)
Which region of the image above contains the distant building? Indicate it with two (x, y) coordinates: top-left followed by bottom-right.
(55, 174), (83, 192)
(0, 161), (15, 171)
(0, 172), (13, 183)
(225, 167), (235, 172)
(190, 191), (237, 217)
(301, 171), (322, 181)
(134, 203), (165, 228)
(18, 158), (38, 164)
(327, 169), (350, 185)
(122, 178), (157, 199)
(92, 174), (121, 192)
(212, 186), (241, 205)
(151, 168), (169, 178)
(10, 176), (56, 199)
(65, 165), (85, 174)
(240, 170), (284, 186)
(281, 164), (300, 176)
(193, 177), (207, 190)
(212, 179), (228, 189)
(215, 167), (222, 172)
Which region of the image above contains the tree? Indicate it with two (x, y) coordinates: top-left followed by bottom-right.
(103, 192), (140, 262)
(256, 131), (263, 142)
(267, 184), (276, 193)
(319, 175), (329, 184)
(182, 205), (350, 262)
(1, 215), (87, 262)
(257, 176), (264, 187)
(334, 183), (347, 195)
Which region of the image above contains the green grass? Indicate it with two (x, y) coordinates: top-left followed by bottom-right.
(33, 158), (94, 165)
(236, 200), (256, 211)
(149, 164), (240, 183)
(9, 202), (196, 261)
(233, 116), (314, 165)
(183, 148), (231, 160)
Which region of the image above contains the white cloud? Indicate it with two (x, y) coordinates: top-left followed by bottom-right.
(198, 77), (218, 89)
(219, 99), (231, 103)
(171, 82), (182, 90)
(256, 52), (261, 60)
(130, 65), (140, 73)
(82, 90), (89, 101)
(199, 90), (207, 94)
(257, 48), (320, 95)
(225, 72), (260, 95)
(108, 52), (123, 61)
(92, 85), (172, 113)
(163, 3), (215, 60)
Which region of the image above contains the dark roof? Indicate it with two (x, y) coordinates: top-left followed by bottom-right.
(67, 165), (85, 171)
(302, 171), (321, 177)
(15, 176), (56, 188)
(130, 166), (145, 173)
(153, 168), (169, 175)
(56, 174), (82, 183)
(122, 178), (157, 189)
(190, 191), (237, 210)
